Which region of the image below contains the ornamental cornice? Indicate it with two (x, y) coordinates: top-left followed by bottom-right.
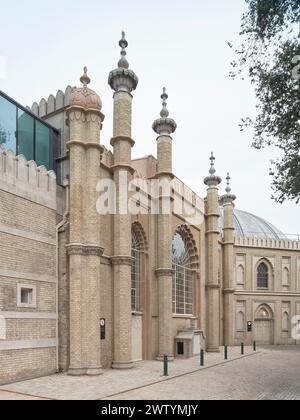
(110, 136), (135, 148)
(66, 141), (104, 154)
(108, 68), (139, 93)
(155, 268), (175, 277)
(223, 288), (235, 294)
(66, 106), (105, 122)
(110, 256), (134, 266)
(66, 244), (104, 257)
(206, 284), (220, 290)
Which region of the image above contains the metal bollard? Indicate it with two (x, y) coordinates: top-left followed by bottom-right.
(253, 341), (256, 352)
(224, 345), (228, 360)
(241, 342), (244, 355)
(200, 349), (205, 367)
(163, 353), (169, 376)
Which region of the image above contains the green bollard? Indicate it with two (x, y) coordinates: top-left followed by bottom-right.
(200, 349), (205, 367)
(224, 345), (228, 360)
(241, 342), (244, 355)
(163, 353), (169, 376)
(253, 341), (256, 352)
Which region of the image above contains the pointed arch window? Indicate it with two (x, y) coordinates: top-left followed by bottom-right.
(172, 233), (193, 315)
(257, 262), (269, 289)
(131, 229), (142, 312)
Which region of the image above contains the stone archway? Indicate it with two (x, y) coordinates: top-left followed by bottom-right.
(254, 304), (274, 345)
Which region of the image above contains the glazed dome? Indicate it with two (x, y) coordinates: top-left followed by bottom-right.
(220, 208), (287, 240)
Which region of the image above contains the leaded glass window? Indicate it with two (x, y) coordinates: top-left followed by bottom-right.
(131, 230), (142, 312)
(172, 233), (193, 315)
(257, 262), (269, 289)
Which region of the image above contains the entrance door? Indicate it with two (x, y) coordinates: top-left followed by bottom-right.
(131, 315), (143, 362)
(254, 320), (272, 344)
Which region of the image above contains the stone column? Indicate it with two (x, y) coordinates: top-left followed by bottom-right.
(66, 68), (105, 376)
(153, 88), (177, 360)
(108, 32), (139, 369)
(204, 154), (222, 352)
(221, 174), (236, 346)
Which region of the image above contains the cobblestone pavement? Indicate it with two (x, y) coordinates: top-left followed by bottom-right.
(0, 346), (299, 400)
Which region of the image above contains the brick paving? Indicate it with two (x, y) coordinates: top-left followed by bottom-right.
(0, 346), (299, 400)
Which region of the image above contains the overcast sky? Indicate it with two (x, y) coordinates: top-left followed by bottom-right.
(0, 0), (299, 235)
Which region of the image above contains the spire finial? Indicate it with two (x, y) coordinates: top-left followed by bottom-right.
(220, 171), (236, 204)
(160, 87), (170, 118)
(152, 88), (177, 136)
(80, 66), (91, 88)
(209, 152), (216, 176)
(204, 152), (222, 187)
(226, 173), (232, 194)
(118, 30), (129, 69)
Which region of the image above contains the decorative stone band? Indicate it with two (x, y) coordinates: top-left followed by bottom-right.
(206, 212), (221, 218)
(110, 255), (134, 266)
(110, 164), (136, 175)
(206, 284), (221, 290)
(205, 230), (221, 235)
(222, 241), (235, 246)
(155, 268), (175, 277)
(66, 106), (105, 123)
(66, 244), (104, 257)
(110, 136), (135, 148)
(66, 140), (104, 154)
(222, 288), (235, 294)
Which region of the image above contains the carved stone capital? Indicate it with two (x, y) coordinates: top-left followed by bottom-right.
(111, 256), (133, 266)
(66, 244), (104, 257)
(155, 268), (175, 277)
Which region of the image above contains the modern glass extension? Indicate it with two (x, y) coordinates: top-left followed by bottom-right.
(0, 91), (59, 171)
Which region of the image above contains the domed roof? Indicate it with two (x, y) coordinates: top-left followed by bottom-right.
(220, 209), (286, 240)
(70, 67), (102, 111)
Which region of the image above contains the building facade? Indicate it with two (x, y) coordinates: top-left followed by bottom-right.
(0, 33), (300, 384)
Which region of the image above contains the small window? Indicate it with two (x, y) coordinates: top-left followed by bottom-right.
(21, 288), (33, 305)
(17, 284), (36, 308)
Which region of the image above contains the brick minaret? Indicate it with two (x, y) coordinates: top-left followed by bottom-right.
(221, 174), (236, 346)
(153, 88), (177, 360)
(108, 32), (139, 369)
(204, 154), (222, 352)
(67, 68), (105, 375)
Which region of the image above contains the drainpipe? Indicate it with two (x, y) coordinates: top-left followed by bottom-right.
(55, 179), (69, 373)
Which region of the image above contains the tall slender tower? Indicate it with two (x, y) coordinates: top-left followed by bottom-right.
(221, 174), (236, 346)
(108, 32), (139, 369)
(153, 88), (177, 360)
(67, 68), (105, 376)
(204, 154), (222, 352)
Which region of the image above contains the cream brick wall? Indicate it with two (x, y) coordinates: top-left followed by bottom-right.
(0, 348), (56, 386)
(0, 148), (64, 384)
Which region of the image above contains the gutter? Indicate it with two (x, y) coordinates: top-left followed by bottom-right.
(55, 179), (69, 373)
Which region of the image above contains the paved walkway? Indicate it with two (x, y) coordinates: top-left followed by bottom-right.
(0, 346), (299, 400)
